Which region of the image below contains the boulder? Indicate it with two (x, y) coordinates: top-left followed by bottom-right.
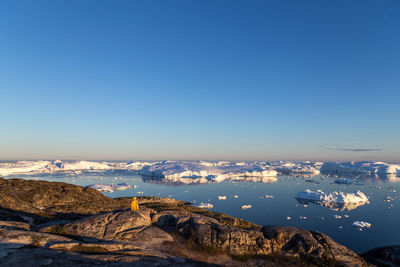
(178, 217), (271, 256)
(262, 226), (369, 266)
(49, 210), (153, 241)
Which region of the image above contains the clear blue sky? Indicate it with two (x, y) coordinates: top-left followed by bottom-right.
(1, 0), (399, 161)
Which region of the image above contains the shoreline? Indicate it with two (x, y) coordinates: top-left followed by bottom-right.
(0, 177), (396, 266)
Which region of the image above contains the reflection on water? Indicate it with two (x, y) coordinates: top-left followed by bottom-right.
(285, 173), (319, 178)
(142, 175), (277, 186)
(322, 172), (400, 183)
(295, 198), (369, 212)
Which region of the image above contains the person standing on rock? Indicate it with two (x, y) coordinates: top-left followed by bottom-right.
(131, 197), (139, 211)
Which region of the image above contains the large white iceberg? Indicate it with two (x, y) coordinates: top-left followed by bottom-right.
(0, 160), (113, 176)
(139, 161), (277, 184)
(62, 161), (111, 171)
(321, 161), (400, 176)
(271, 161), (322, 175)
(125, 161), (156, 170)
(295, 189), (369, 211)
(0, 161), (51, 176)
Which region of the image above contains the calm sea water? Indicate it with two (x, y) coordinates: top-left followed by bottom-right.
(8, 171), (400, 253)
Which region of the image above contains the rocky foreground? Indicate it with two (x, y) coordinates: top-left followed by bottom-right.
(0, 178), (396, 266)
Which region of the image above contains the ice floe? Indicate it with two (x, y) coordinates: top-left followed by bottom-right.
(352, 221), (371, 228)
(88, 184), (115, 192)
(87, 183), (131, 192)
(218, 196), (227, 200)
(114, 183), (131, 190)
(261, 194), (274, 199)
(241, 205), (252, 209)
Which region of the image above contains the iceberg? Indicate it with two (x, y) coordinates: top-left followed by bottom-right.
(352, 221), (371, 228)
(139, 161), (214, 179)
(197, 202), (213, 209)
(63, 160), (111, 171)
(295, 189), (369, 211)
(87, 184), (115, 193)
(0, 160), (159, 177)
(87, 183), (131, 192)
(0, 160), (114, 176)
(114, 183), (131, 190)
(3, 160), (399, 181)
(261, 194), (274, 199)
(270, 161), (322, 175)
(0, 160), (52, 176)
(139, 161), (277, 184)
(321, 161), (400, 176)
(126, 161), (155, 170)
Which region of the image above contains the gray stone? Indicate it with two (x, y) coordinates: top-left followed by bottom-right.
(60, 210), (152, 241)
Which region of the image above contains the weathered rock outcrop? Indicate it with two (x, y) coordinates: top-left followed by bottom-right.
(0, 177), (186, 223)
(0, 177), (376, 266)
(56, 210), (152, 241)
(262, 226), (367, 266)
(178, 217), (271, 256)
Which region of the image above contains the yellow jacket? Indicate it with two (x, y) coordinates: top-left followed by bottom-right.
(131, 197), (139, 211)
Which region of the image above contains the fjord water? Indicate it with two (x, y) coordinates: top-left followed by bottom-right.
(12, 172), (400, 253)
